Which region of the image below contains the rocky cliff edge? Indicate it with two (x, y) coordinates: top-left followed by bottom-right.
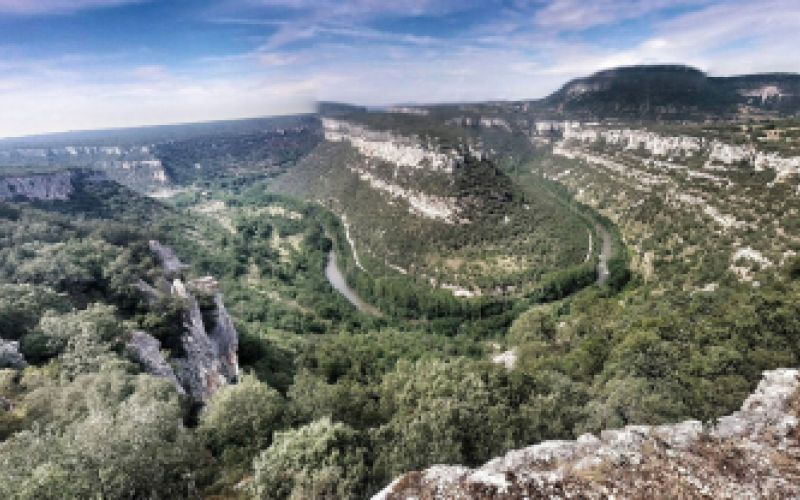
(375, 368), (800, 499)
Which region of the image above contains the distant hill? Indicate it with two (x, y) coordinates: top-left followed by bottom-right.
(0, 114), (317, 147)
(0, 114), (322, 191)
(534, 65), (800, 120)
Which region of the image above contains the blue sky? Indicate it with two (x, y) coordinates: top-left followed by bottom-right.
(0, 0), (798, 137)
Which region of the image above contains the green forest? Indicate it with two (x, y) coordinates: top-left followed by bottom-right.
(2, 163), (799, 499)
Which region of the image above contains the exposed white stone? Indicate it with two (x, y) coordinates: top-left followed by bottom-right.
(323, 118), (460, 172)
(491, 349), (517, 370)
(349, 166), (465, 224)
(0, 340), (27, 369)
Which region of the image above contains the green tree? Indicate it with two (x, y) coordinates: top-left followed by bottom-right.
(0, 370), (199, 499)
(251, 417), (369, 500)
(198, 373), (285, 457)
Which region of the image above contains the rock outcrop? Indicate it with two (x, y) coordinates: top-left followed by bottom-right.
(0, 171), (74, 201)
(170, 277), (239, 403)
(125, 331), (185, 396)
(375, 368), (800, 499)
(148, 240), (190, 278)
(208, 291), (239, 383)
(323, 118), (462, 173)
(132, 242), (239, 403)
(0, 340), (27, 369)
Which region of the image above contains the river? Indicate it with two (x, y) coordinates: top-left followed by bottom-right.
(595, 223), (613, 285)
(325, 251), (381, 316)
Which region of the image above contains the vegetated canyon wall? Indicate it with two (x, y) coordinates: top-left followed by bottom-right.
(374, 368), (800, 499)
(545, 122), (800, 181)
(533, 120), (800, 287)
(0, 145), (170, 191)
(322, 118), (471, 224)
(0, 171), (74, 201)
(127, 241), (239, 403)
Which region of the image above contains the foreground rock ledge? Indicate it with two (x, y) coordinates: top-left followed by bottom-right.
(375, 368), (800, 499)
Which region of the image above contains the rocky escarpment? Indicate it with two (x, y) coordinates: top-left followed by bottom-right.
(0, 171), (74, 201)
(127, 242), (239, 403)
(375, 368), (800, 499)
(322, 118), (468, 224)
(126, 331), (186, 395)
(148, 240), (190, 278)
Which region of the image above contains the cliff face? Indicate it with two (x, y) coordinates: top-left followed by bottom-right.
(127, 242), (239, 403)
(170, 277), (239, 403)
(375, 368), (800, 499)
(0, 171), (74, 201)
(322, 118), (468, 224)
(125, 331), (185, 396)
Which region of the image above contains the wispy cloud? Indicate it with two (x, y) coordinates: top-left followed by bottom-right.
(0, 0), (142, 15)
(0, 72), (315, 138)
(250, 0), (481, 18)
(533, 0), (705, 31)
(0, 0), (798, 137)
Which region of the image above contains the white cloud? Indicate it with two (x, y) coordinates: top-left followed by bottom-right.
(0, 74), (315, 138)
(0, 0), (141, 15)
(252, 0), (481, 17)
(1, 0), (799, 137)
(534, 0), (704, 31)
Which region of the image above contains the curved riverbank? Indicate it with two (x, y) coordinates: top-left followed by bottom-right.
(595, 222), (613, 285)
(325, 250), (381, 316)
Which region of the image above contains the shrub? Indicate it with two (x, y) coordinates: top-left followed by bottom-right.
(251, 417), (368, 500)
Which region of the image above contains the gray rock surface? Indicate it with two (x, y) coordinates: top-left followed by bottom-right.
(135, 243), (239, 403)
(171, 278), (234, 403)
(375, 368), (800, 499)
(125, 331), (185, 396)
(0, 171), (73, 201)
(147, 240), (190, 278)
(0, 340), (27, 369)
(209, 291), (239, 383)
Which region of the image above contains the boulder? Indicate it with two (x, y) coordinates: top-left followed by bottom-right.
(0, 340), (27, 369)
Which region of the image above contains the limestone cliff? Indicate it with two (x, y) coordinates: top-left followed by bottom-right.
(128, 242), (239, 403)
(0, 171), (74, 201)
(375, 368), (800, 499)
(170, 277), (239, 403)
(125, 331), (185, 396)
